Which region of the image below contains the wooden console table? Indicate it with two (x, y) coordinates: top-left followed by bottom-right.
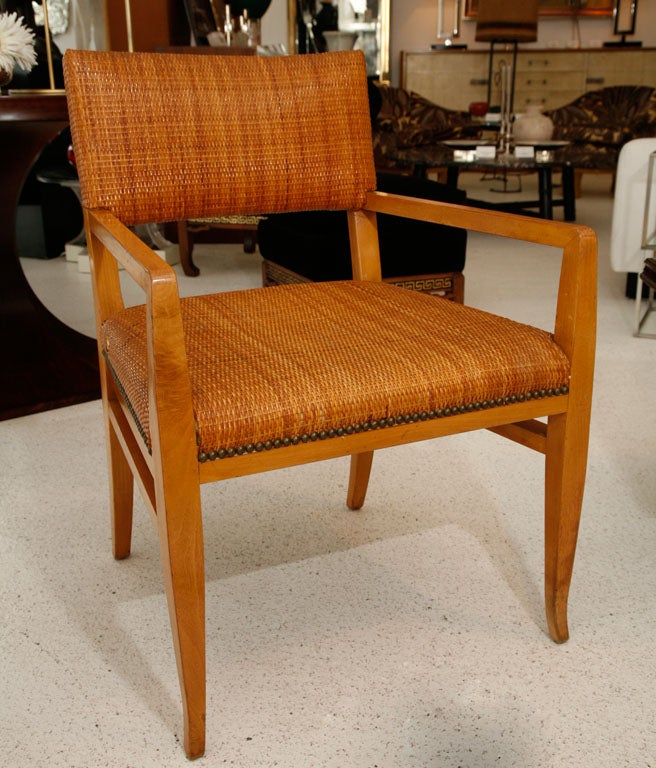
(402, 48), (656, 112)
(0, 94), (99, 420)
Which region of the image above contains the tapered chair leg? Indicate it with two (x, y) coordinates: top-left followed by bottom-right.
(107, 418), (134, 560)
(544, 410), (590, 644)
(177, 220), (200, 277)
(157, 491), (206, 760)
(347, 451), (374, 510)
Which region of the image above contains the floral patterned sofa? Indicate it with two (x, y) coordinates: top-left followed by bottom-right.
(372, 84), (479, 172)
(371, 83), (656, 192)
(546, 85), (656, 194)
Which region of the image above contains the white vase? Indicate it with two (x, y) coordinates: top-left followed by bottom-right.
(513, 105), (554, 142)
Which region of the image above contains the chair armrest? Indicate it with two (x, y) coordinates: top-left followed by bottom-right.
(356, 191), (597, 398)
(85, 208), (196, 465)
(87, 209), (177, 294)
(363, 190), (592, 249)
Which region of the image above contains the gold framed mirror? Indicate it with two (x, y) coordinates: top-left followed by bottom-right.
(465, 0), (613, 16)
(613, 0), (637, 35)
(288, 0), (390, 82)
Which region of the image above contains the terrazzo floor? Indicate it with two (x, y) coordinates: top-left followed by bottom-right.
(2, 176), (655, 767)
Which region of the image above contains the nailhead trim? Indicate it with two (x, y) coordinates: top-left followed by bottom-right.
(198, 385), (569, 463)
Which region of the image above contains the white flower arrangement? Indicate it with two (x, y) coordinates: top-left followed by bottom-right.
(0, 11), (37, 74)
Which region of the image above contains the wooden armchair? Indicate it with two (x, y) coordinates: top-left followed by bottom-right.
(63, 49), (597, 760)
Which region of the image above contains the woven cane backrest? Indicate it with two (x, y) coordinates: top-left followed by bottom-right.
(63, 50), (376, 226)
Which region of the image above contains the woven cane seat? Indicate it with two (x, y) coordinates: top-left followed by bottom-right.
(102, 281), (570, 459)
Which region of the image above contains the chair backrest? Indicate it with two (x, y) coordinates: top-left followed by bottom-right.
(609, 137), (656, 273)
(63, 50), (376, 226)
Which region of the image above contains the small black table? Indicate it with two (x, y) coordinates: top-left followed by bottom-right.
(391, 142), (578, 222)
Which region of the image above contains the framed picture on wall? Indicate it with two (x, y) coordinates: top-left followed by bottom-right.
(464, 0), (614, 16)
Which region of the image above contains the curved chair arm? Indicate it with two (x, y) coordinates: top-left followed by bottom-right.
(356, 191), (597, 478)
(359, 191), (597, 366)
(85, 209), (199, 514)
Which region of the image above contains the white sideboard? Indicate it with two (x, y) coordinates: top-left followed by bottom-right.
(401, 48), (656, 111)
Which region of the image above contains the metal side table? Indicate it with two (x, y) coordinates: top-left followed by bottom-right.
(635, 151), (656, 337)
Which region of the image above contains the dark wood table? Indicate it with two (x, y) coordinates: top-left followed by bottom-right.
(0, 94), (99, 420)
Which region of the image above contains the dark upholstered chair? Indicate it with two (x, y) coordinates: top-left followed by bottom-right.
(260, 171), (468, 302)
(64, 48), (596, 760)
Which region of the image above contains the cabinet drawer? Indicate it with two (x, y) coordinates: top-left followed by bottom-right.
(641, 51), (656, 85)
(403, 52), (487, 83)
(514, 90), (582, 111)
(584, 51), (644, 88)
(402, 75), (488, 110)
(515, 71), (585, 92)
(517, 53), (582, 73)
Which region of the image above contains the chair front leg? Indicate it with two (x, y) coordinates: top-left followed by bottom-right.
(157, 485), (206, 759)
(544, 410), (590, 644)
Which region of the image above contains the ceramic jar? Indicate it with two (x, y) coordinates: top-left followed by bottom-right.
(513, 105), (554, 142)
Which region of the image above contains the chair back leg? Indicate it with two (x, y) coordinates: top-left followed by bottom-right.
(177, 220), (200, 277)
(107, 418), (134, 560)
(347, 451), (375, 510)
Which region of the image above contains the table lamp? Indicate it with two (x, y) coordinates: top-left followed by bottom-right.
(475, 0), (538, 113)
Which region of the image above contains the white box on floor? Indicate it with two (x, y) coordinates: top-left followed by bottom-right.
(65, 242), (86, 262)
